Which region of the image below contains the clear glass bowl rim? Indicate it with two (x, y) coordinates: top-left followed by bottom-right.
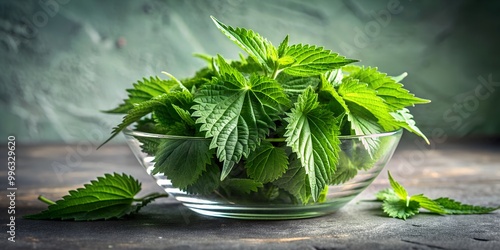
(123, 127), (403, 140)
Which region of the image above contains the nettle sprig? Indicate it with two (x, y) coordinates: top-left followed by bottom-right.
(377, 172), (499, 220)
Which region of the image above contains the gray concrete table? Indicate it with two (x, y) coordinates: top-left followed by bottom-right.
(1, 139), (499, 249)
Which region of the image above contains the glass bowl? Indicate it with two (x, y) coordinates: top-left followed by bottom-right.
(124, 128), (402, 220)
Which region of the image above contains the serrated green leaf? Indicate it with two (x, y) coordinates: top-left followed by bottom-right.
(323, 78), (383, 156)
(434, 198), (500, 215)
(276, 73), (320, 102)
(281, 44), (357, 77)
(382, 198), (420, 220)
(192, 56), (289, 180)
(388, 171), (408, 200)
(277, 35), (289, 57)
(284, 87), (340, 201)
(346, 67), (430, 111)
(329, 151), (358, 185)
(100, 94), (171, 148)
(391, 108), (429, 144)
(153, 139), (212, 189)
(221, 178), (264, 195)
(171, 104), (195, 126)
(325, 69), (343, 87)
(24, 173), (153, 221)
(136, 136), (161, 155)
(182, 163), (221, 195)
(104, 77), (176, 114)
(411, 194), (446, 214)
(376, 188), (398, 201)
(246, 141), (288, 183)
(273, 155), (310, 204)
(211, 16), (277, 72)
(337, 78), (397, 132)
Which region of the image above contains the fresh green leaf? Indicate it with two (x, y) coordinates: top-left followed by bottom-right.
(182, 163), (221, 195)
(153, 138), (212, 189)
(330, 149), (365, 185)
(325, 69), (343, 87)
(321, 80), (383, 156)
(337, 78), (397, 132)
(376, 188), (397, 201)
(100, 94), (171, 148)
(285, 87), (340, 201)
(24, 173), (167, 221)
(377, 172), (499, 220)
(411, 194), (446, 214)
(221, 178), (264, 195)
(382, 198), (420, 220)
(103, 77), (176, 114)
(171, 104), (196, 126)
(346, 67), (430, 111)
(211, 16), (277, 72)
(282, 44), (357, 77)
(434, 198), (500, 215)
(192, 56), (289, 180)
(391, 108), (429, 144)
(246, 141), (289, 183)
(276, 73), (320, 102)
(277, 35), (289, 58)
(388, 171), (408, 200)
(273, 155), (310, 203)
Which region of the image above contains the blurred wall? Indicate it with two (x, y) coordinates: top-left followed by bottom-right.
(1, 0), (499, 143)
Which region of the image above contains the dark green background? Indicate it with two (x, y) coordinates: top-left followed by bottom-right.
(1, 0), (499, 143)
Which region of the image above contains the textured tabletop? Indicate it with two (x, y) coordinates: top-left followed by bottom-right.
(1, 139), (499, 250)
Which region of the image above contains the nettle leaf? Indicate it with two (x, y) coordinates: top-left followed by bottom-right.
(100, 94), (171, 148)
(337, 78), (397, 132)
(383, 198), (420, 220)
(346, 67), (430, 111)
(182, 162), (221, 195)
(221, 178), (264, 195)
(276, 73), (321, 102)
(277, 35), (289, 57)
(281, 44), (357, 77)
(321, 80), (382, 156)
(325, 69), (344, 86)
(192, 56), (289, 180)
(153, 138), (212, 189)
(284, 87), (340, 201)
(376, 188), (397, 201)
(211, 16), (277, 72)
(388, 171), (408, 200)
(273, 155), (310, 203)
(411, 194), (446, 214)
(329, 151), (358, 185)
(377, 172), (499, 219)
(171, 104), (195, 126)
(24, 173), (166, 221)
(391, 108), (429, 144)
(101, 90), (194, 148)
(246, 141), (289, 183)
(104, 77), (176, 114)
(434, 198), (500, 215)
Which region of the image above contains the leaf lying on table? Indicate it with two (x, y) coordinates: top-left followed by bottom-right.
(376, 171), (500, 220)
(24, 173), (168, 221)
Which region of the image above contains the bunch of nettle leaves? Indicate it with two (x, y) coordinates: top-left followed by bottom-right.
(26, 17), (498, 221)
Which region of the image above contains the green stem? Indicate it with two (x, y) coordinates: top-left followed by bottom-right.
(264, 138), (286, 142)
(134, 193), (169, 202)
(38, 195), (56, 205)
(271, 65), (280, 79)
